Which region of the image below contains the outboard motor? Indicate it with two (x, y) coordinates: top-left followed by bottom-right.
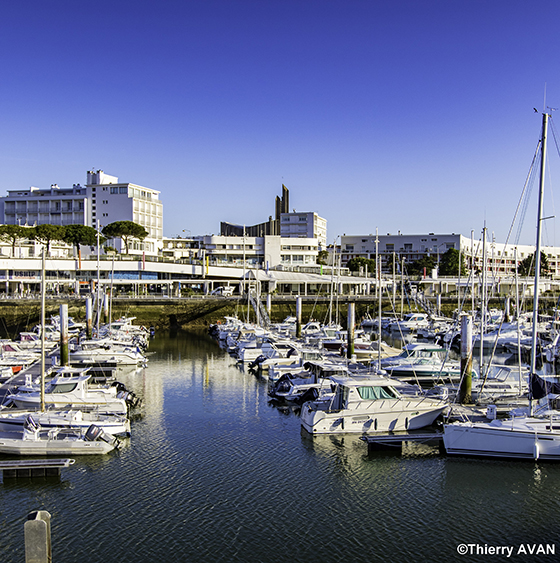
(249, 355), (266, 370)
(85, 424), (121, 449)
(295, 387), (319, 405)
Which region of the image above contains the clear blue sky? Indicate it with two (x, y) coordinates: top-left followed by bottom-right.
(1, 0), (560, 246)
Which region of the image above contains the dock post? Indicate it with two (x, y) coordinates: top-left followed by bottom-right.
(458, 313), (473, 404)
(24, 510), (51, 563)
(103, 291), (109, 325)
(347, 302), (355, 359)
(266, 293), (272, 317)
(60, 303), (69, 367)
(296, 296), (302, 338)
(85, 296), (92, 339)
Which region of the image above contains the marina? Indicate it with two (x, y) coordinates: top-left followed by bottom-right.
(0, 328), (559, 561)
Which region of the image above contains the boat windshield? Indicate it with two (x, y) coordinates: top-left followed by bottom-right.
(46, 382), (78, 394)
(357, 386), (397, 400)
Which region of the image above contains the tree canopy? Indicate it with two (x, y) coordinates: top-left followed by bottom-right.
(62, 225), (101, 254)
(32, 224), (67, 254)
(101, 221), (148, 254)
(518, 251), (550, 277)
(438, 248), (467, 276)
(0, 225), (33, 257)
(346, 256), (376, 274)
(407, 255), (437, 277)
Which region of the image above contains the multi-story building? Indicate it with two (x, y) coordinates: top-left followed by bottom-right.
(219, 185), (327, 248)
(0, 184), (88, 227)
(187, 234), (320, 269)
(280, 212), (327, 249)
(86, 170), (163, 255)
(340, 232), (560, 277)
(0, 170), (164, 256)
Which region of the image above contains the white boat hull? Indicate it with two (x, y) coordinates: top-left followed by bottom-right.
(443, 419), (560, 460)
(0, 430), (116, 455)
(301, 399), (446, 435)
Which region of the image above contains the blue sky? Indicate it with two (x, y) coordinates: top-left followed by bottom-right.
(1, 0), (560, 246)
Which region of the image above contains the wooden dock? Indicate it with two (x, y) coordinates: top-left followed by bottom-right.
(360, 431), (444, 451)
(0, 458), (75, 479)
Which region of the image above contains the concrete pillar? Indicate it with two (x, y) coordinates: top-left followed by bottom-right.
(347, 302), (355, 359)
(459, 314), (473, 404)
(85, 296), (92, 339)
(296, 296), (302, 338)
(60, 303), (69, 366)
(25, 510), (51, 563)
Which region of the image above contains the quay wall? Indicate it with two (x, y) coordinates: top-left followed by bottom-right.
(0, 295), (554, 338)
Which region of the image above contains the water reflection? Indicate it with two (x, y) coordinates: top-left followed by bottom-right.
(1, 330), (559, 562)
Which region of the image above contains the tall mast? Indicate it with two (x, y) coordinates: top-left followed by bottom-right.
(530, 112), (548, 375)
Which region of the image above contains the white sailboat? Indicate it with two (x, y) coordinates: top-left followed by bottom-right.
(443, 110), (560, 461)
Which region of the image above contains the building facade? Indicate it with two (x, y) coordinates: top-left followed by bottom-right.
(280, 212), (327, 249)
(0, 170), (164, 256)
(340, 232), (560, 278)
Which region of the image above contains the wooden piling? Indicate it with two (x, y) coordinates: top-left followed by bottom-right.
(458, 313), (473, 404)
(60, 303), (69, 367)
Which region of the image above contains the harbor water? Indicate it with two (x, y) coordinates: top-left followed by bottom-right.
(1, 330), (560, 562)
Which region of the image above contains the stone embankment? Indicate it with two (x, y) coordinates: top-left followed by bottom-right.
(0, 295), (552, 338)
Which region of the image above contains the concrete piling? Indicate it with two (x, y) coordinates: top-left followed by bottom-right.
(24, 510), (51, 563)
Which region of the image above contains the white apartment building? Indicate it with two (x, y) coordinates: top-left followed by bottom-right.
(162, 234), (319, 269)
(0, 184), (88, 227)
(86, 170), (163, 255)
(0, 170), (164, 256)
(280, 212), (327, 249)
(340, 233), (560, 277)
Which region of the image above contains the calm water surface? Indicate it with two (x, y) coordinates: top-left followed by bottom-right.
(1, 331), (560, 562)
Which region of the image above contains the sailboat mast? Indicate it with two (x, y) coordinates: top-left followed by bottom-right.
(40, 248), (46, 412)
(530, 112), (548, 375)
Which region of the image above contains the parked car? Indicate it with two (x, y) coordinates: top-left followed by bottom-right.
(211, 286), (234, 297)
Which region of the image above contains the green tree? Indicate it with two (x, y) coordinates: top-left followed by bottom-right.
(32, 224), (67, 255)
(102, 221), (148, 254)
(518, 251), (550, 277)
(346, 256), (376, 274)
(317, 249), (330, 265)
(438, 248), (467, 276)
(0, 225), (32, 257)
(408, 255), (437, 277)
(63, 224), (102, 255)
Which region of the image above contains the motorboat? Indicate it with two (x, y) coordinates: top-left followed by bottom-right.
(6, 368), (135, 415)
(0, 416), (119, 455)
(443, 416), (560, 460)
(379, 343), (467, 387)
(300, 375), (447, 435)
(0, 408), (131, 436)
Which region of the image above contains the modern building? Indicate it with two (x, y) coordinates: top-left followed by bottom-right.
(86, 170), (163, 255)
(280, 212), (327, 249)
(340, 232), (560, 278)
(220, 185), (327, 249)
(0, 184), (88, 227)
(0, 170), (164, 256)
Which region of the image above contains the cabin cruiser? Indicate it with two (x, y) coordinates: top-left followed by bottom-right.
(6, 368), (136, 415)
(300, 375), (447, 435)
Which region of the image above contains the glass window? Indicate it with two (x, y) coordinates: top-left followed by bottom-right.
(357, 386), (396, 400)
